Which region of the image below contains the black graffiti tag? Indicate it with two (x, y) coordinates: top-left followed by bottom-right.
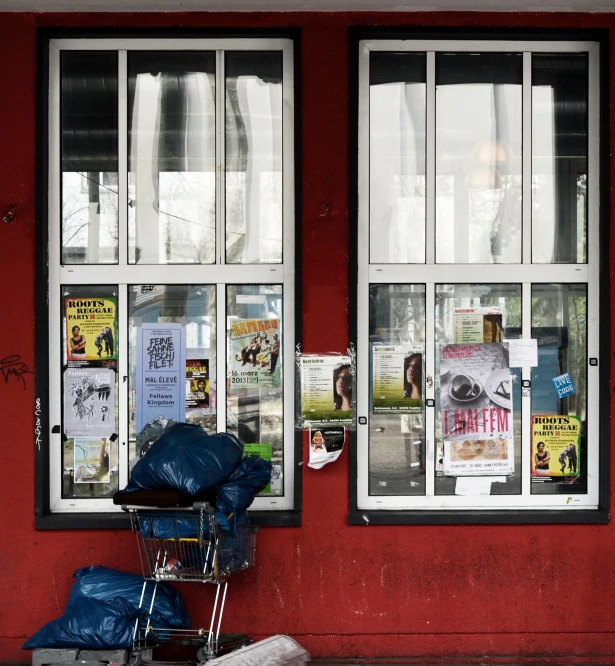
(1, 354), (33, 390)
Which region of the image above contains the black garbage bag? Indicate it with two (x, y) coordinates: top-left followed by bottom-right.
(214, 456), (272, 534)
(69, 566), (190, 629)
(22, 597), (142, 649)
(125, 423), (244, 496)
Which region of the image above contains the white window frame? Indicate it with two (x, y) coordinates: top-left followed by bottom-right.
(47, 37), (296, 513)
(357, 39), (600, 512)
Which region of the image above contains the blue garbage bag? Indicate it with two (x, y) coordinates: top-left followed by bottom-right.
(69, 566), (190, 629)
(214, 457), (272, 535)
(139, 514), (204, 540)
(22, 597), (141, 649)
(125, 424), (244, 496)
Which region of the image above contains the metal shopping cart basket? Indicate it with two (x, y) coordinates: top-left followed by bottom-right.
(122, 500), (258, 662)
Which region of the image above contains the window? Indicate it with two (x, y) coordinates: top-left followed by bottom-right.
(354, 37), (605, 520)
(42, 37), (297, 520)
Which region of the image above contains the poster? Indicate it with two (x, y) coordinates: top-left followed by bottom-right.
(443, 438), (514, 476)
(63, 367), (115, 437)
(454, 307), (503, 344)
(308, 427), (345, 469)
(244, 443), (272, 493)
(65, 297), (117, 362)
(186, 359), (210, 410)
(74, 437), (111, 483)
(372, 345), (423, 414)
(531, 415), (581, 482)
(300, 355), (353, 427)
(229, 318), (281, 389)
(440, 343), (514, 476)
(136, 323), (186, 433)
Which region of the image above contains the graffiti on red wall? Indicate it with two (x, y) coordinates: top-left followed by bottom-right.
(1, 354), (33, 389)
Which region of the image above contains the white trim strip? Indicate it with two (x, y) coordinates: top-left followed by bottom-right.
(51, 38), (293, 51)
(363, 40), (597, 53)
(425, 52), (436, 266)
(522, 52), (532, 265)
(118, 51), (128, 266)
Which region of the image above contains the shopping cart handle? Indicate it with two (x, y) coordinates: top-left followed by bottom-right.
(192, 501), (215, 514)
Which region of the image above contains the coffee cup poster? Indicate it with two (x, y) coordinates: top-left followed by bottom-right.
(371, 345), (423, 414)
(531, 415), (581, 483)
(439, 342), (514, 476)
(229, 318), (281, 389)
(65, 297), (117, 363)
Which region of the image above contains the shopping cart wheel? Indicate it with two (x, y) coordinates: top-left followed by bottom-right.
(196, 635), (253, 662)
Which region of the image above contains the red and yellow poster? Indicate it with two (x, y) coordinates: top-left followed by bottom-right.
(531, 415), (581, 482)
(65, 297), (117, 362)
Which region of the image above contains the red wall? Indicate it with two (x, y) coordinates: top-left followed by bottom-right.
(1, 10), (614, 663)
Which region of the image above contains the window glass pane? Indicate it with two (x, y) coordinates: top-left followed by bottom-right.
(532, 54), (588, 264)
(128, 285), (217, 469)
(227, 285), (283, 496)
(62, 285), (119, 498)
(225, 52), (283, 264)
(61, 52), (118, 264)
(436, 53), (523, 264)
(370, 53), (426, 263)
(435, 284), (521, 495)
(369, 284), (426, 495)
(128, 52), (216, 265)
(531, 284), (587, 493)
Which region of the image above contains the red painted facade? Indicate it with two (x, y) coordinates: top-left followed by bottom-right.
(0, 10), (614, 662)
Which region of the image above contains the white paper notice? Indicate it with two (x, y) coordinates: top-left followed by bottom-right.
(505, 339), (538, 368)
(454, 477), (494, 495)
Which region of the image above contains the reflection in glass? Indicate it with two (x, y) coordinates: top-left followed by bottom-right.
(532, 55), (588, 264)
(369, 284), (426, 496)
(436, 54), (523, 264)
(227, 285), (283, 496)
(225, 52), (283, 264)
(128, 285), (216, 468)
(435, 284), (521, 495)
(61, 52), (118, 264)
(531, 284), (587, 494)
(128, 53), (216, 265)
(62, 284), (119, 498)
(370, 53), (426, 263)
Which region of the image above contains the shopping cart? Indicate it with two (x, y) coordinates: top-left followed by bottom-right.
(122, 501), (258, 662)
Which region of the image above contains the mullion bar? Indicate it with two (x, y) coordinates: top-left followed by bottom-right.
(522, 52), (532, 265)
(216, 50), (225, 266)
(425, 283), (435, 497)
(118, 51), (128, 267)
(425, 53), (436, 266)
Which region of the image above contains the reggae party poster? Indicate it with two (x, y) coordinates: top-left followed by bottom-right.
(63, 367), (115, 437)
(74, 437), (111, 484)
(228, 318), (281, 389)
(531, 415), (581, 483)
(372, 345), (423, 414)
(136, 323), (186, 433)
(65, 297), (117, 362)
(186, 359), (210, 410)
(439, 342), (514, 476)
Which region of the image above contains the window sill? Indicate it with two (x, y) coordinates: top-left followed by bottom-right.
(35, 509), (301, 530)
(348, 508), (609, 526)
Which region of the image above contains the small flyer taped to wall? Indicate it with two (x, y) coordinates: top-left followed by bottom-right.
(186, 359), (210, 409)
(63, 367), (115, 437)
(136, 323), (186, 433)
(372, 345), (423, 414)
(229, 318), (281, 389)
(454, 307), (503, 344)
(300, 356), (353, 427)
(244, 443), (273, 493)
(308, 427), (345, 469)
(74, 436), (111, 484)
(531, 414), (581, 483)
(65, 297), (117, 363)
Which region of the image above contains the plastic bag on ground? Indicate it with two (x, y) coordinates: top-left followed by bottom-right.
(69, 566), (190, 629)
(22, 597), (141, 649)
(125, 423), (244, 496)
(205, 635), (310, 665)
